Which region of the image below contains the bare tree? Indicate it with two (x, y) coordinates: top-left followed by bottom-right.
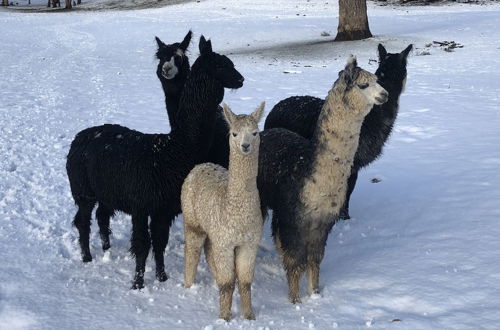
(335, 0), (373, 41)
(2, 0), (9, 6)
(65, 0), (71, 9)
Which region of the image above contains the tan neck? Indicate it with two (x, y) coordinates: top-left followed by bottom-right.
(302, 88), (368, 218)
(227, 145), (259, 201)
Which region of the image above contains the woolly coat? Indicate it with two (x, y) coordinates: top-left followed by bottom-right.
(263, 47), (410, 172)
(66, 67), (224, 219)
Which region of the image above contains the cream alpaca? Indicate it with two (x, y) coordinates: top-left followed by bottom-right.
(181, 102), (265, 320)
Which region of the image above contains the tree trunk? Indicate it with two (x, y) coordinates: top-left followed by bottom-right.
(2, 0), (9, 6)
(77, 0), (81, 4)
(335, 0), (373, 41)
(65, 0), (71, 9)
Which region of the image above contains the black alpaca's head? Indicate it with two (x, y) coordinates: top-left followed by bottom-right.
(155, 30), (192, 84)
(375, 44), (413, 91)
(196, 35), (244, 89)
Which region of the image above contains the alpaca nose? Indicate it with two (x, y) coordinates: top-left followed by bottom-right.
(376, 90), (389, 105)
(242, 143), (250, 152)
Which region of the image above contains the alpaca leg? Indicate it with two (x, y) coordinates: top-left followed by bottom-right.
(285, 262), (303, 304)
(183, 225), (207, 288)
(73, 200), (95, 262)
(307, 227), (330, 295)
(96, 204), (113, 251)
(150, 213), (173, 282)
(306, 261), (321, 295)
(213, 247), (236, 321)
(204, 238), (216, 277)
(339, 169), (358, 220)
(274, 223), (306, 303)
(235, 245), (258, 320)
(130, 214), (150, 289)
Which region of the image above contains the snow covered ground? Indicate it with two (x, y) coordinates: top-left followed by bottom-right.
(1, 0), (500, 329)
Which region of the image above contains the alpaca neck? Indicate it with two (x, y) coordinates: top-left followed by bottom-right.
(174, 69), (223, 157)
(227, 147), (259, 202)
(164, 91), (181, 131)
(303, 88), (369, 218)
(375, 71), (405, 120)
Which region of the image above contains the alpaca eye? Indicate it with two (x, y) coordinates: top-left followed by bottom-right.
(358, 83), (369, 89)
(252, 132), (258, 136)
(232, 133), (237, 137)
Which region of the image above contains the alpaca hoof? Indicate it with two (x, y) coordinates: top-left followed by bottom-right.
(82, 253), (92, 263)
(219, 311), (232, 321)
(244, 311), (255, 320)
(102, 242), (110, 251)
(289, 295), (302, 304)
(132, 274), (145, 290)
(131, 280), (144, 290)
(338, 210), (351, 220)
(156, 271), (168, 282)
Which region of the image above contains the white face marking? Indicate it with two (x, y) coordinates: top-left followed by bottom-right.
(162, 56), (178, 80)
(360, 80), (388, 106)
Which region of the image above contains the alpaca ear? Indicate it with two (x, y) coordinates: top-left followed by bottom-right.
(199, 35), (207, 53)
(180, 30), (192, 52)
(343, 55), (357, 85)
(222, 103), (235, 126)
(251, 102), (265, 124)
(345, 55), (357, 70)
(199, 36), (212, 55)
(400, 44), (413, 60)
(155, 36), (166, 49)
(378, 44), (387, 60)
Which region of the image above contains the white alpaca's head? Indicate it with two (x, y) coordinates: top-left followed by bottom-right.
(339, 56), (389, 113)
(223, 102), (265, 156)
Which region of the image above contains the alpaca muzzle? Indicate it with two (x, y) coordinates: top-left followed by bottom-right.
(162, 57), (178, 80)
(375, 90), (389, 105)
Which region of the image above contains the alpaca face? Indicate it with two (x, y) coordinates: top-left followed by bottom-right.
(340, 56), (388, 113)
(208, 53), (244, 89)
(223, 103), (265, 156)
(161, 52), (181, 79)
(356, 73), (388, 106)
(198, 36), (244, 89)
(376, 44), (413, 92)
(155, 31), (192, 81)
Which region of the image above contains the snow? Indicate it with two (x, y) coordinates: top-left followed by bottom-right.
(2, 0), (500, 329)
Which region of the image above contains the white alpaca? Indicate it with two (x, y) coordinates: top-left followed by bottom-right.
(181, 102), (265, 321)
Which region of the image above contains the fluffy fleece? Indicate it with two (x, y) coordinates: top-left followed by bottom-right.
(264, 44), (412, 219)
(66, 36), (244, 289)
(181, 102), (265, 320)
(257, 57), (388, 303)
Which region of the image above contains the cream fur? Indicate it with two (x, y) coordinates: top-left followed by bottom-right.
(290, 57), (388, 302)
(301, 58), (386, 219)
(181, 102), (265, 321)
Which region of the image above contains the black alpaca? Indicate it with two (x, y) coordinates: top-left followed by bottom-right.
(264, 44), (412, 219)
(258, 57), (388, 303)
(66, 36), (244, 289)
(156, 35), (231, 169)
(155, 31), (192, 131)
(92, 32), (193, 254)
